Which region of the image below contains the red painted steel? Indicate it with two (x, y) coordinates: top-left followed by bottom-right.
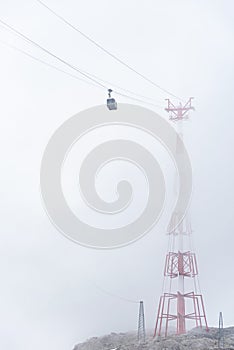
(154, 292), (209, 337)
(165, 97), (195, 121)
(154, 99), (208, 337)
(164, 251), (198, 278)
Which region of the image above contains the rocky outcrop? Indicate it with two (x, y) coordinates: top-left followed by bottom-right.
(73, 327), (234, 350)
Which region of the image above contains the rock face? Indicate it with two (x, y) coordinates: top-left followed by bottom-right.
(73, 327), (234, 350)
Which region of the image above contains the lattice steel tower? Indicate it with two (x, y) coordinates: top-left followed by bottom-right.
(154, 98), (208, 337)
(218, 312), (224, 349)
(138, 301), (146, 343)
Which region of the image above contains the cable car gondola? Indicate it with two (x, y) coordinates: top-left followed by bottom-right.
(107, 89), (117, 110)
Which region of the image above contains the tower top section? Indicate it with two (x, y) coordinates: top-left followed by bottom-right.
(165, 97), (195, 122)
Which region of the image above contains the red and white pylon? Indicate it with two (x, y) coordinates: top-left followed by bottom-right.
(154, 98), (208, 337)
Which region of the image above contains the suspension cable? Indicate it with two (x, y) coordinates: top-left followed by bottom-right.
(35, 0), (183, 101)
(0, 20), (164, 108)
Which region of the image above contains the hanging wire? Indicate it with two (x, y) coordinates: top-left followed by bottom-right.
(35, 0), (183, 101)
(0, 18), (107, 89)
(161, 231), (172, 294)
(169, 233), (175, 294)
(115, 91), (163, 108)
(94, 283), (139, 304)
(0, 20), (164, 109)
(83, 72), (163, 105)
(0, 38), (100, 88)
(189, 231), (202, 294)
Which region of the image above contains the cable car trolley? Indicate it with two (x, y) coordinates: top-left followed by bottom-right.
(107, 89), (117, 110)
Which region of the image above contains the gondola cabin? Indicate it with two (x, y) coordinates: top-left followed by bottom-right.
(107, 89), (117, 110)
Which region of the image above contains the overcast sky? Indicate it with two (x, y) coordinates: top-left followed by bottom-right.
(0, 0), (234, 349)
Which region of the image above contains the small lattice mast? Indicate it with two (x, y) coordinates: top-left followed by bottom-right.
(138, 301), (146, 342)
(154, 98), (208, 337)
(218, 312), (224, 349)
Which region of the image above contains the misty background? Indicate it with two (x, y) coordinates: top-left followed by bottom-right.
(0, 0), (234, 349)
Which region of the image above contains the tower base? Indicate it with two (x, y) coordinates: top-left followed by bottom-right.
(154, 292), (208, 337)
